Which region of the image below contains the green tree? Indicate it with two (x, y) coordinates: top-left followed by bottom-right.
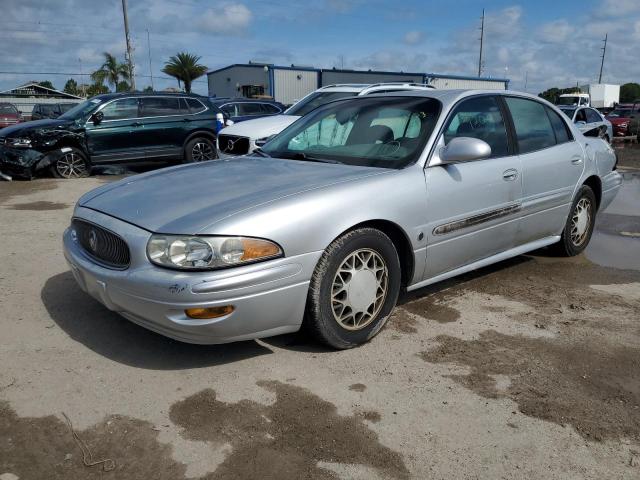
(86, 82), (109, 97)
(91, 52), (130, 90)
(162, 52), (207, 93)
(63, 78), (78, 96)
(143, 85), (154, 92)
(116, 80), (131, 92)
(37, 80), (55, 90)
(620, 83), (640, 103)
(538, 86), (581, 104)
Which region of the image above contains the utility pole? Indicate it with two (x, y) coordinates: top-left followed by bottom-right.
(121, 0), (136, 91)
(146, 29), (154, 90)
(78, 58), (86, 97)
(598, 33), (607, 84)
(523, 71), (528, 91)
(478, 9), (485, 77)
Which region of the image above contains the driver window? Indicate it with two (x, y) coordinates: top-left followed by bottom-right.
(443, 96), (509, 158)
(574, 109), (587, 123)
(100, 98), (139, 121)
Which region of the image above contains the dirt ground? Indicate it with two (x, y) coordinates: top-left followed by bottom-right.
(0, 163), (639, 479)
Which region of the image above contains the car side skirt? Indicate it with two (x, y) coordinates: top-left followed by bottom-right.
(407, 235), (560, 292)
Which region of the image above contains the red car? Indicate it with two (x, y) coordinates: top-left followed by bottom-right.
(0, 102), (23, 129)
(605, 103), (640, 137)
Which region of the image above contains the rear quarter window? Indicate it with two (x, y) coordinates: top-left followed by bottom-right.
(505, 97), (556, 154)
(186, 98), (206, 114)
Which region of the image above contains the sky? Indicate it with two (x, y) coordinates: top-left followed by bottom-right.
(1, 0), (639, 96)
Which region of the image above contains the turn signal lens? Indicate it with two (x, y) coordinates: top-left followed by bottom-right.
(185, 305), (235, 319)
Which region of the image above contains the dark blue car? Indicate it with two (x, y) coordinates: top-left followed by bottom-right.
(209, 98), (285, 123)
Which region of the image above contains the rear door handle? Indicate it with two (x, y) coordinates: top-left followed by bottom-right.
(502, 169), (518, 181)
(131, 121), (142, 127)
(571, 155), (583, 165)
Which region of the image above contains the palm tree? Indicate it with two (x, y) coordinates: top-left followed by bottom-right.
(91, 52), (130, 91)
(162, 52), (207, 93)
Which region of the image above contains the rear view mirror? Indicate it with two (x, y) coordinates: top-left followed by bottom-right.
(90, 111), (104, 125)
(440, 137), (491, 164)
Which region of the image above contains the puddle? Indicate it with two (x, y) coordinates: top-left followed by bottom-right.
(169, 380), (408, 479)
(586, 172), (640, 270)
(7, 200), (67, 211)
(421, 330), (640, 442)
(402, 292), (460, 324)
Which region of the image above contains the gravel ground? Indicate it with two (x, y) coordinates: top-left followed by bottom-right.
(0, 170), (639, 479)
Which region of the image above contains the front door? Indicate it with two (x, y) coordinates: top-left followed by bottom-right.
(424, 95), (522, 279)
(86, 97), (145, 163)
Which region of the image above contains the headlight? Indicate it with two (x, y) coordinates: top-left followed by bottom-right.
(146, 235), (282, 270)
(5, 137), (32, 148)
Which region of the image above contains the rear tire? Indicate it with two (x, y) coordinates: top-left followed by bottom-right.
(184, 137), (216, 163)
(304, 228), (401, 349)
(51, 148), (90, 179)
(553, 185), (596, 256)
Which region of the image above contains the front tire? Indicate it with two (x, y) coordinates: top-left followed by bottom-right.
(304, 228), (401, 349)
(184, 137), (216, 163)
(553, 185), (597, 256)
(51, 148), (90, 179)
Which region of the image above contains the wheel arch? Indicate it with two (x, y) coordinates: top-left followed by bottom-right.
(334, 219), (415, 288)
(183, 129), (217, 148)
(583, 175), (602, 210)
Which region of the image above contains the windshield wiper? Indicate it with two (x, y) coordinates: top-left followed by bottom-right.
(276, 151), (340, 164)
(252, 148), (270, 157)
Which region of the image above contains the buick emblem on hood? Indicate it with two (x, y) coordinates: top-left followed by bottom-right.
(88, 229), (98, 252)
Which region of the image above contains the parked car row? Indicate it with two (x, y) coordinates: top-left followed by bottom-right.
(605, 103), (640, 138)
(61, 88), (621, 348)
(558, 105), (613, 142)
(0, 102), (23, 129)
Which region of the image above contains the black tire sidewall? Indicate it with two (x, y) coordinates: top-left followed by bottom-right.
(51, 147), (90, 179)
(184, 137), (216, 163)
(308, 228), (401, 349)
(560, 185), (597, 256)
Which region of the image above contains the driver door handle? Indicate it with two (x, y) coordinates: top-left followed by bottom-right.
(502, 169), (518, 181)
(571, 155), (583, 165)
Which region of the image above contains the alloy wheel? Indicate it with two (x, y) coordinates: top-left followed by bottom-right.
(191, 142), (215, 161)
(56, 153), (87, 179)
(331, 248), (388, 331)
(570, 197), (592, 247)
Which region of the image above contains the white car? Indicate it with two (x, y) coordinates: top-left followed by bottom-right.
(558, 106), (613, 143)
(216, 83), (435, 157)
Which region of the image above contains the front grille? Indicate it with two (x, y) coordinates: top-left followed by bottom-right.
(218, 134), (250, 155)
(72, 219), (130, 269)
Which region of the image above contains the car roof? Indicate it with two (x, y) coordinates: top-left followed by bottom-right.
(91, 91), (208, 101)
(317, 83), (435, 94)
(210, 97), (281, 104)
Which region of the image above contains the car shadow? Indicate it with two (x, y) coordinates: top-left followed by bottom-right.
(41, 272), (272, 370)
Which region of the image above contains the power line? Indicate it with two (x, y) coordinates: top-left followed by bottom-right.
(0, 70), (206, 83)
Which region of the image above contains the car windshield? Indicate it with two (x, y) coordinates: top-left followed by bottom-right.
(59, 103), (76, 113)
(262, 96), (441, 169)
(285, 91), (358, 116)
(0, 104), (17, 115)
(607, 109), (632, 117)
(59, 98), (103, 120)
(559, 107), (576, 118)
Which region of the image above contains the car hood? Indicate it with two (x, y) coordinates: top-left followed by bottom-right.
(80, 157), (387, 234)
(220, 115), (300, 139)
(0, 118), (75, 137)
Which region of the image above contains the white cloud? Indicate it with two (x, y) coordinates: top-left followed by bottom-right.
(538, 20), (574, 43)
(197, 3), (252, 35)
(403, 30), (424, 45)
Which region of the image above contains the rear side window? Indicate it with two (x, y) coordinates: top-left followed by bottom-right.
(505, 97), (556, 154)
(186, 98), (206, 114)
(140, 97), (181, 117)
(238, 103), (263, 115)
(545, 107), (572, 144)
(261, 103), (280, 114)
(443, 96), (510, 158)
(586, 108), (602, 123)
(220, 104), (236, 117)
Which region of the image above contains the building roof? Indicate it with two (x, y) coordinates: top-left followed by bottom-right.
(0, 82), (83, 99)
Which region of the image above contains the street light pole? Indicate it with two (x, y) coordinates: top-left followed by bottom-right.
(121, 0), (136, 91)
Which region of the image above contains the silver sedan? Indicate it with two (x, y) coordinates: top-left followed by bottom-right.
(63, 90), (622, 349)
(559, 105), (613, 143)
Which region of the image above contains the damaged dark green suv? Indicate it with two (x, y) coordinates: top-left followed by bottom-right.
(0, 92), (218, 179)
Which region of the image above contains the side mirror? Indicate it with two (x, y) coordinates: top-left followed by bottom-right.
(90, 111), (104, 125)
(440, 137), (491, 164)
(575, 120), (586, 126)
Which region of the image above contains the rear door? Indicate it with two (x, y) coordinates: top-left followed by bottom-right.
(504, 97), (584, 244)
(424, 95), (523, 279)
(85, 97), (145, 163)
(138, 96), (186, 160)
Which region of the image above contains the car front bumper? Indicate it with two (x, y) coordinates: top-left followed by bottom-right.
(63, 207), (321, 344)
(0, 145), (59, 178)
